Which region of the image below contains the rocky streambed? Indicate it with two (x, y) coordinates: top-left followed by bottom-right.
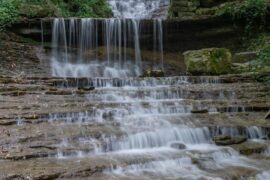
(0, 5), (270, 178)
(0, 69), (269, 179)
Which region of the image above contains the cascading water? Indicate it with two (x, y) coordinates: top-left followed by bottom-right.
(47, 74), (270, 179)
(51, 18), (143, 77)
(153, 19), (164, 69)
(107, 0), (169, 19)
(50, 18), (164, 77)
(43, 0), (270, 179)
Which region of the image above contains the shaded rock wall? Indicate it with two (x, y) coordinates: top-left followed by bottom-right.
(10, 17), (242, 53)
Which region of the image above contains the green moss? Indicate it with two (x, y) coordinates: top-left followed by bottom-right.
(184, 48), (232, 75)
(207, 48), (232, 74)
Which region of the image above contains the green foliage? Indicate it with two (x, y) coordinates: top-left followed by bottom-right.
(0, 0), (20, 29)
(20, 0), (112, 17)
(184, 48), (232, 75)
(247, 34), (270, 72)
(0, 0), (112, 29)
(67, 0), (112, 17)
(219, 0), (268, 35)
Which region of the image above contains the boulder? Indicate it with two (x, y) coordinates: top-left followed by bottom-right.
(170, 142), (187, 150)
(230, 141), (268, 155)
(213, 135), (247, 146)
(183, 48), (232, 75)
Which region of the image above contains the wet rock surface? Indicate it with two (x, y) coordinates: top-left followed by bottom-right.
(230, 141), (269, 155)
(0, 32), (49, 77)
(141, 69), (165, 77)
(0, 71), (269, 178)
(170, 142), (187, 150)
(1, 32), (270, 179)
(214, 135), (247, 145)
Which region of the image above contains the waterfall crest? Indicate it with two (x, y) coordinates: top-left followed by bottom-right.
(107, 0), (169, 19)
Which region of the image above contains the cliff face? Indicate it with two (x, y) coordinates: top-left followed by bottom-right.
(10, 17), (242, 52)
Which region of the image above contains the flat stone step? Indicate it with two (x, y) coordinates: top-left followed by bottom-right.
(0, 74), (261, 86)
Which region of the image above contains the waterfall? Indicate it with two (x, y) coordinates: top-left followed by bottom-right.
(48, 0), (166, 78)
(153, 19), (164, 70)
(50, 18), (164, 77)
(214, 126), (267, 139)
(50, 18), (144, 77)
(110, 127), (211, 150)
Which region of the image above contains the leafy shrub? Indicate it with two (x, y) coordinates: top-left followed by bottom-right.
(248, 34), (270, 72)
(68, 0), (112, 17)
(220, 0), (268, 35)
(20, 0), (112, 17)
(0, 0), (20, 29)
(0, 0), (112, 29)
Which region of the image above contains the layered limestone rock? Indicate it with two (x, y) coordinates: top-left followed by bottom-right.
(168, 0), (238, 19)
(169, 0), (200, 19)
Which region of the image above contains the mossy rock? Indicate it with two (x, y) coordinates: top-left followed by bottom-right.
(183, 48), (232, 75)
(230, 141), (268, 155)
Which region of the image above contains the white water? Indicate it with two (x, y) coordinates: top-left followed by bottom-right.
(50, 18), (164, 77)
(48, 75), (270, 179)
(111, 127), (211, 150)
(256, 171), (270, 180)
(51, 18), (142, 77)
(214, 126), (266, 139)
(107, 0), (169, 19)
